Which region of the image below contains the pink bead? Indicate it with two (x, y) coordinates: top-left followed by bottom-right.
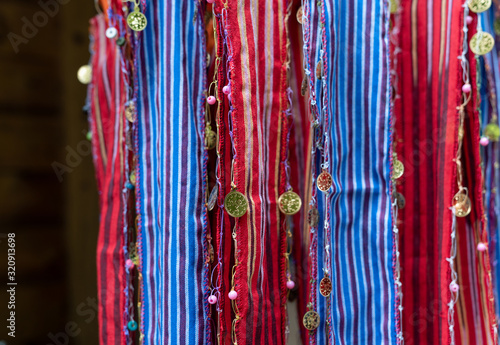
(208, 295), (217, 304)
(126, 259), (134, 269)
(227, 93), (232, 102)
(462, 83), (471, 93)
(466, 15), (473, 25)
(450, 283), (459, 292)
(207, 96), (216, 105)
(286, 280), (295, 290)
(223, 85), (230, 94)
(480, 137), (490, 146)
(206, 0), (215, 3)
(477, 242), (488, 252)
(228, 290), (238, 300)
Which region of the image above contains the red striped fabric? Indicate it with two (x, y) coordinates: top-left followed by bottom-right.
(222, 0), (290, 343)
(395, 1), (497, 344)
(89, 14), (128, 345)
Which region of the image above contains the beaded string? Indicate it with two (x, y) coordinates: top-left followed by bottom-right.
(127, 0), (147, 342)
(300, 0), (321, 342)
(388, 1), (404, 343)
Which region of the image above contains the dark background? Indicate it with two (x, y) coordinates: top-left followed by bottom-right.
(0, 0), (99, 343)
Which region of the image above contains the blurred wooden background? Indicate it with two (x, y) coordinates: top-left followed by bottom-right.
(0, 0), (99, 343)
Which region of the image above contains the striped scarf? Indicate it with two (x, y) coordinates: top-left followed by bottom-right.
(301, 0), (398, 344)
(134, 0), (210, 343)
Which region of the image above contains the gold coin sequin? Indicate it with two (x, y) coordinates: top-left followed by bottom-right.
(320, 276), (332, 297)
(470, 32), (495, 56)
(130, 171), (136, 186)
(127, 8), (147, 31)
(390, 0), (398, 13)
(303, 310), (320, 331)
(393, 192), (406, 209)
(205, 127), (217, 150)
(207, 184), (218, 211)
(296, 6), (303, 24)
(316, 60), (323, 80)
(224, 190), (248, 218)
(317, 171), (333, 192)
(125, 104), (135, 123)
(278, 190), (302, 215)
(393, 159), (404, 179)
(453, 191), (471, 218)
(468, 0), (491, 13)
(308, 208), (319, 227)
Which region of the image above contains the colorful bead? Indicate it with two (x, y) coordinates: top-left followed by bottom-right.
(126, 182), (135, 190)
(286, 280), (295, 289)
(462, 83), (471, 93)
(207, 96), (216, 105)
(208, 295), (217, 304)
(450, 283), (459, 292)
(223, 85), (230, 94)
(126, 259), (135, 269)
(477, 242), (487, 252)
(466, 15), (473, 25)
(228, 290), (238, 300)
(480, 136), (490, 146)
(206, 0), (215, 3)
(127, 320), (138, 331)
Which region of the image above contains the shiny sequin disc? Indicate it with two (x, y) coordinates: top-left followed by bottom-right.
(393, 159), (404, 179)
(320, 277), (332, 297)
(470, 32), (495, 56)
(205, 128), (217, 150)
(303, 310), (320, 331)
(278, 191), (302, 215)
(468, 0), (492, 13)
(485, 123), (500, 141)
(390, 0), (398, 13)
(393, 192), (406, 209)
(453, 191), (471, 218)
(127, 9), (147, 31)
(207, 185), (218, 211)
(224, 190), (248, 218)
(77, 65), (92, 84)
(105, 27), (118, 38)
(125, 104), (135, 123)
(307, 208), (319, 227)
(296, 6), (303, 24)
(317, 171), (333, 192)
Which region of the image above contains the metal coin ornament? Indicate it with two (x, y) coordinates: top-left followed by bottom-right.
(468, 0), (492, 13)
(316, 60), (322, 80)
(390, 0), (398, 13)
(453, 191), (471, 218)
(224, 190), (248, 218)
(393, 192), (406, 209)
(278, 190), (302, 215)
(393, 158), (404, 179)
(301, 77), (308, 96)
(296, 6), (303, 24)
(303, 310), (320, 331)
(317, 170), (332, 192)
(207, 184), (218, 211)
(116, 37), (126, 46)
(127, 5), (147, 31)
(307, 207), (319, 227)
(485, 123), (500, 141)
(205, 126), (217, 150)
(106, 27), (118, 38)
(77, 65), (92, 84)
(320, 276), (332, 297)
(125, 104), (135, 123)
(470, 32), (495, 56)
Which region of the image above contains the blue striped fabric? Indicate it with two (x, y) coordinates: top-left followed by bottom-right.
(135, 1), (209, 343)
(304, 0), (398, 343)
(479, 8), (500, 326)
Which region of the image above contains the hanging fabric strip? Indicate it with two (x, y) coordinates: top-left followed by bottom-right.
(89, 13), (128, 345)
(224, 0), (290, 343)
(301, 0), (398, 343)
(134, 0), (209, 343)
